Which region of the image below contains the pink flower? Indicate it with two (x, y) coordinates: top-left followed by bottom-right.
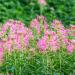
(38, 0), (46, 5)
(28, 29), (34, 40)
(23, 34), (29, 47)
(10, 24), (17, 33)
(0, 20), (13, 36)
(0, 41), (4, 61)
(71, 39), (75, 43)
(43, 20), (49, 33)
(16, 42), (22, 49)
(8, 33), (17, 39)
(70, 39), (75, 49)
(67, 44), (74, 53)
(37, 38), (47, 51)
(52, 20), (68, 46)
(46, 31), (60, 51)
(4, 20), (12, 27)
(5, 39), (12, 52)
(52, 20), (64, 30)
(30, 18), (40, 35)
(59, 29), (68, 37)
(43, 35), (48, 41)
(16, 23), (27, 34)
(49, 40), (59, 51)
(14, 34), (22, 49)
(58, 29), (68, 45)
(63, 38), (69, 44)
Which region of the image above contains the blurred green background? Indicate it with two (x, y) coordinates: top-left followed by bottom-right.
(0, 0), (75, 26)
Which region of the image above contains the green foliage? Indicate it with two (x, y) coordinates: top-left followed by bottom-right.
(47, 0), (75, 26)
(1, 49), (75, 75)
(0, 0), (75, 26)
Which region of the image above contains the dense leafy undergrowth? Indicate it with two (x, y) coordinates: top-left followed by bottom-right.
(0, 49), (75, 75)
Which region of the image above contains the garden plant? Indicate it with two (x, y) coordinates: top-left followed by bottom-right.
(0, 0), (75, 75)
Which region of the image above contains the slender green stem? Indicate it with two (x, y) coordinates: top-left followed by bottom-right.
(5, 51), (9, 75)
(40, 4), (44, 16)
(19, 51), (22, 75)
(59, 49), (61, 74)
(14, 50), (17, 75)
(46, 52), (48, 75)
(40, 5), (42, 15)
(49, 52), (53, 75)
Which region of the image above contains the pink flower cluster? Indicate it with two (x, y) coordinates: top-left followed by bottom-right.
(0, 20), (34, 61)
(52, 20), (75, 53)
(0, 17), (75, 61)
(30, 17), (75, 53)
(38, 0), (46, 5)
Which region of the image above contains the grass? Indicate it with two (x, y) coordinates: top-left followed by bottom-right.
(0, 48), (75, 75)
